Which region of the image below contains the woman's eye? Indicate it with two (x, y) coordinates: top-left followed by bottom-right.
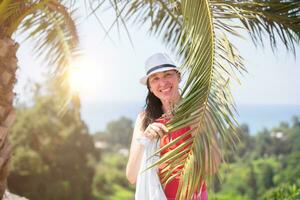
(150, 77), (159, 82)
(165, 73), (172, 77)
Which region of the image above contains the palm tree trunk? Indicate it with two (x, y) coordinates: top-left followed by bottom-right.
(0, 37), (18, 199)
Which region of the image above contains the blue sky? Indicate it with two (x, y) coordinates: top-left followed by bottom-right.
(14, 6), (300, 108)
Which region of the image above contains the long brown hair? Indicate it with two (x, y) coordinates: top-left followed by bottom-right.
(142, 83), (163, 130)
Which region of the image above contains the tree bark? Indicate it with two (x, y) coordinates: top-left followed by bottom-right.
(0, 37), (18, 199)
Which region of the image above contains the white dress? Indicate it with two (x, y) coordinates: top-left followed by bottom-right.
(135, 137), (167, 200)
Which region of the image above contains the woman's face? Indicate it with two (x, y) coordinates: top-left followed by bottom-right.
(148, 70), (181, 103)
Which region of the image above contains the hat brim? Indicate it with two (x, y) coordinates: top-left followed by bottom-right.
(140, 67), (180, 85)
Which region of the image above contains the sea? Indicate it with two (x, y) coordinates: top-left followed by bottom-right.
(81, 102), (300, 135)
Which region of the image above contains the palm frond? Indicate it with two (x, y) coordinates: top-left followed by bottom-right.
(0, 0), (80, 113)
(159, 1), (233, 198)
(19, 1), (79, 70)
(126, 0), (183, 51)
(162, 1), (250, 196)
(0, 0), (29, 36)
(4, 1), (49, 36)
(211, 0), (300, 54)
(0, 0), (79, 74)
(90, 0), (183, 52)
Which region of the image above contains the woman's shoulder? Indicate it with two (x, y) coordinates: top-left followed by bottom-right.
(137, 111), (146, 120)
(134, 111), (146, 126)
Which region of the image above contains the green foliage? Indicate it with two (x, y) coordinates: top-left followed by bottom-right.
(8, 86), (300, 200)
(92, 153), (134, 200)
(7, 83), (300, 200)
(247, 164), (258, 199)
(8, 81), (136, 199)
(261, 184), (300, 200)
(8, 85), (99, 200)
(91, 115), (134, 199)
(209, 192), (247, 200)
(107, 184), (133, 200)
(212, 116), (300, 200)
(277, 152), (300, 187)
(216, 162), (255, 199)
(223, 124), (254, 163)
(106, 117), (133, 149)
(94, 117), (133, 151)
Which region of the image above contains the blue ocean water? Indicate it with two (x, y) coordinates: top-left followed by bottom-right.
(236, 104), (300, 133)
(81, 102), (300, 134)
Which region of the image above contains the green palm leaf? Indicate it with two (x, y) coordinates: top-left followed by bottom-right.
(166, 1), (222, 198)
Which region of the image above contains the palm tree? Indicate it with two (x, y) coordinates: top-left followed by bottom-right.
(0, 0), (79, 198)
(95, 0), (300, 199)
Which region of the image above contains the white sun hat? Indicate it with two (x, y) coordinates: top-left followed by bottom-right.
(140, 53), (179, 85)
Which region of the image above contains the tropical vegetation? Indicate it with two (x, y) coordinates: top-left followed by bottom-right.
(0, 1), (79, 198)
(7, 83), (300, 199)
(9, 82), (99, 200)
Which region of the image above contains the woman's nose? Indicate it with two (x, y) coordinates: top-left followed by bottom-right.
(159, 78), (168, 86)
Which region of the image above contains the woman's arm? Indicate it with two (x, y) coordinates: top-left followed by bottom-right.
(126, 113), (145, 184)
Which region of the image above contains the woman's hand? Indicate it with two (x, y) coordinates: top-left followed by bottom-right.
(142, 122), (168, 140)
(126, 113), (169, 184)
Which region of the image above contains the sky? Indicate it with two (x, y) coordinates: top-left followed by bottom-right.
(13, 4), (300, 132)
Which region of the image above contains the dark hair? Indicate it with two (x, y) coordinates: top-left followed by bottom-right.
(142, 83), (163, 130)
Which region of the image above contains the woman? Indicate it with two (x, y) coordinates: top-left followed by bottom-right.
(126, 53), (209, 200)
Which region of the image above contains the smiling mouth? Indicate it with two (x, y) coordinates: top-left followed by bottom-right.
(160, 87), (172, 93)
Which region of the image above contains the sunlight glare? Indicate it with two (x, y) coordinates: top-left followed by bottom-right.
(68, 56), (102, 96)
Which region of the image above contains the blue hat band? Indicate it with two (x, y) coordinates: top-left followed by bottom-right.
(146, 64), (176, 75)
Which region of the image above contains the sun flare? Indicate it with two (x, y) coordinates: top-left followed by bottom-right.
(68, 56), (101, 95)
